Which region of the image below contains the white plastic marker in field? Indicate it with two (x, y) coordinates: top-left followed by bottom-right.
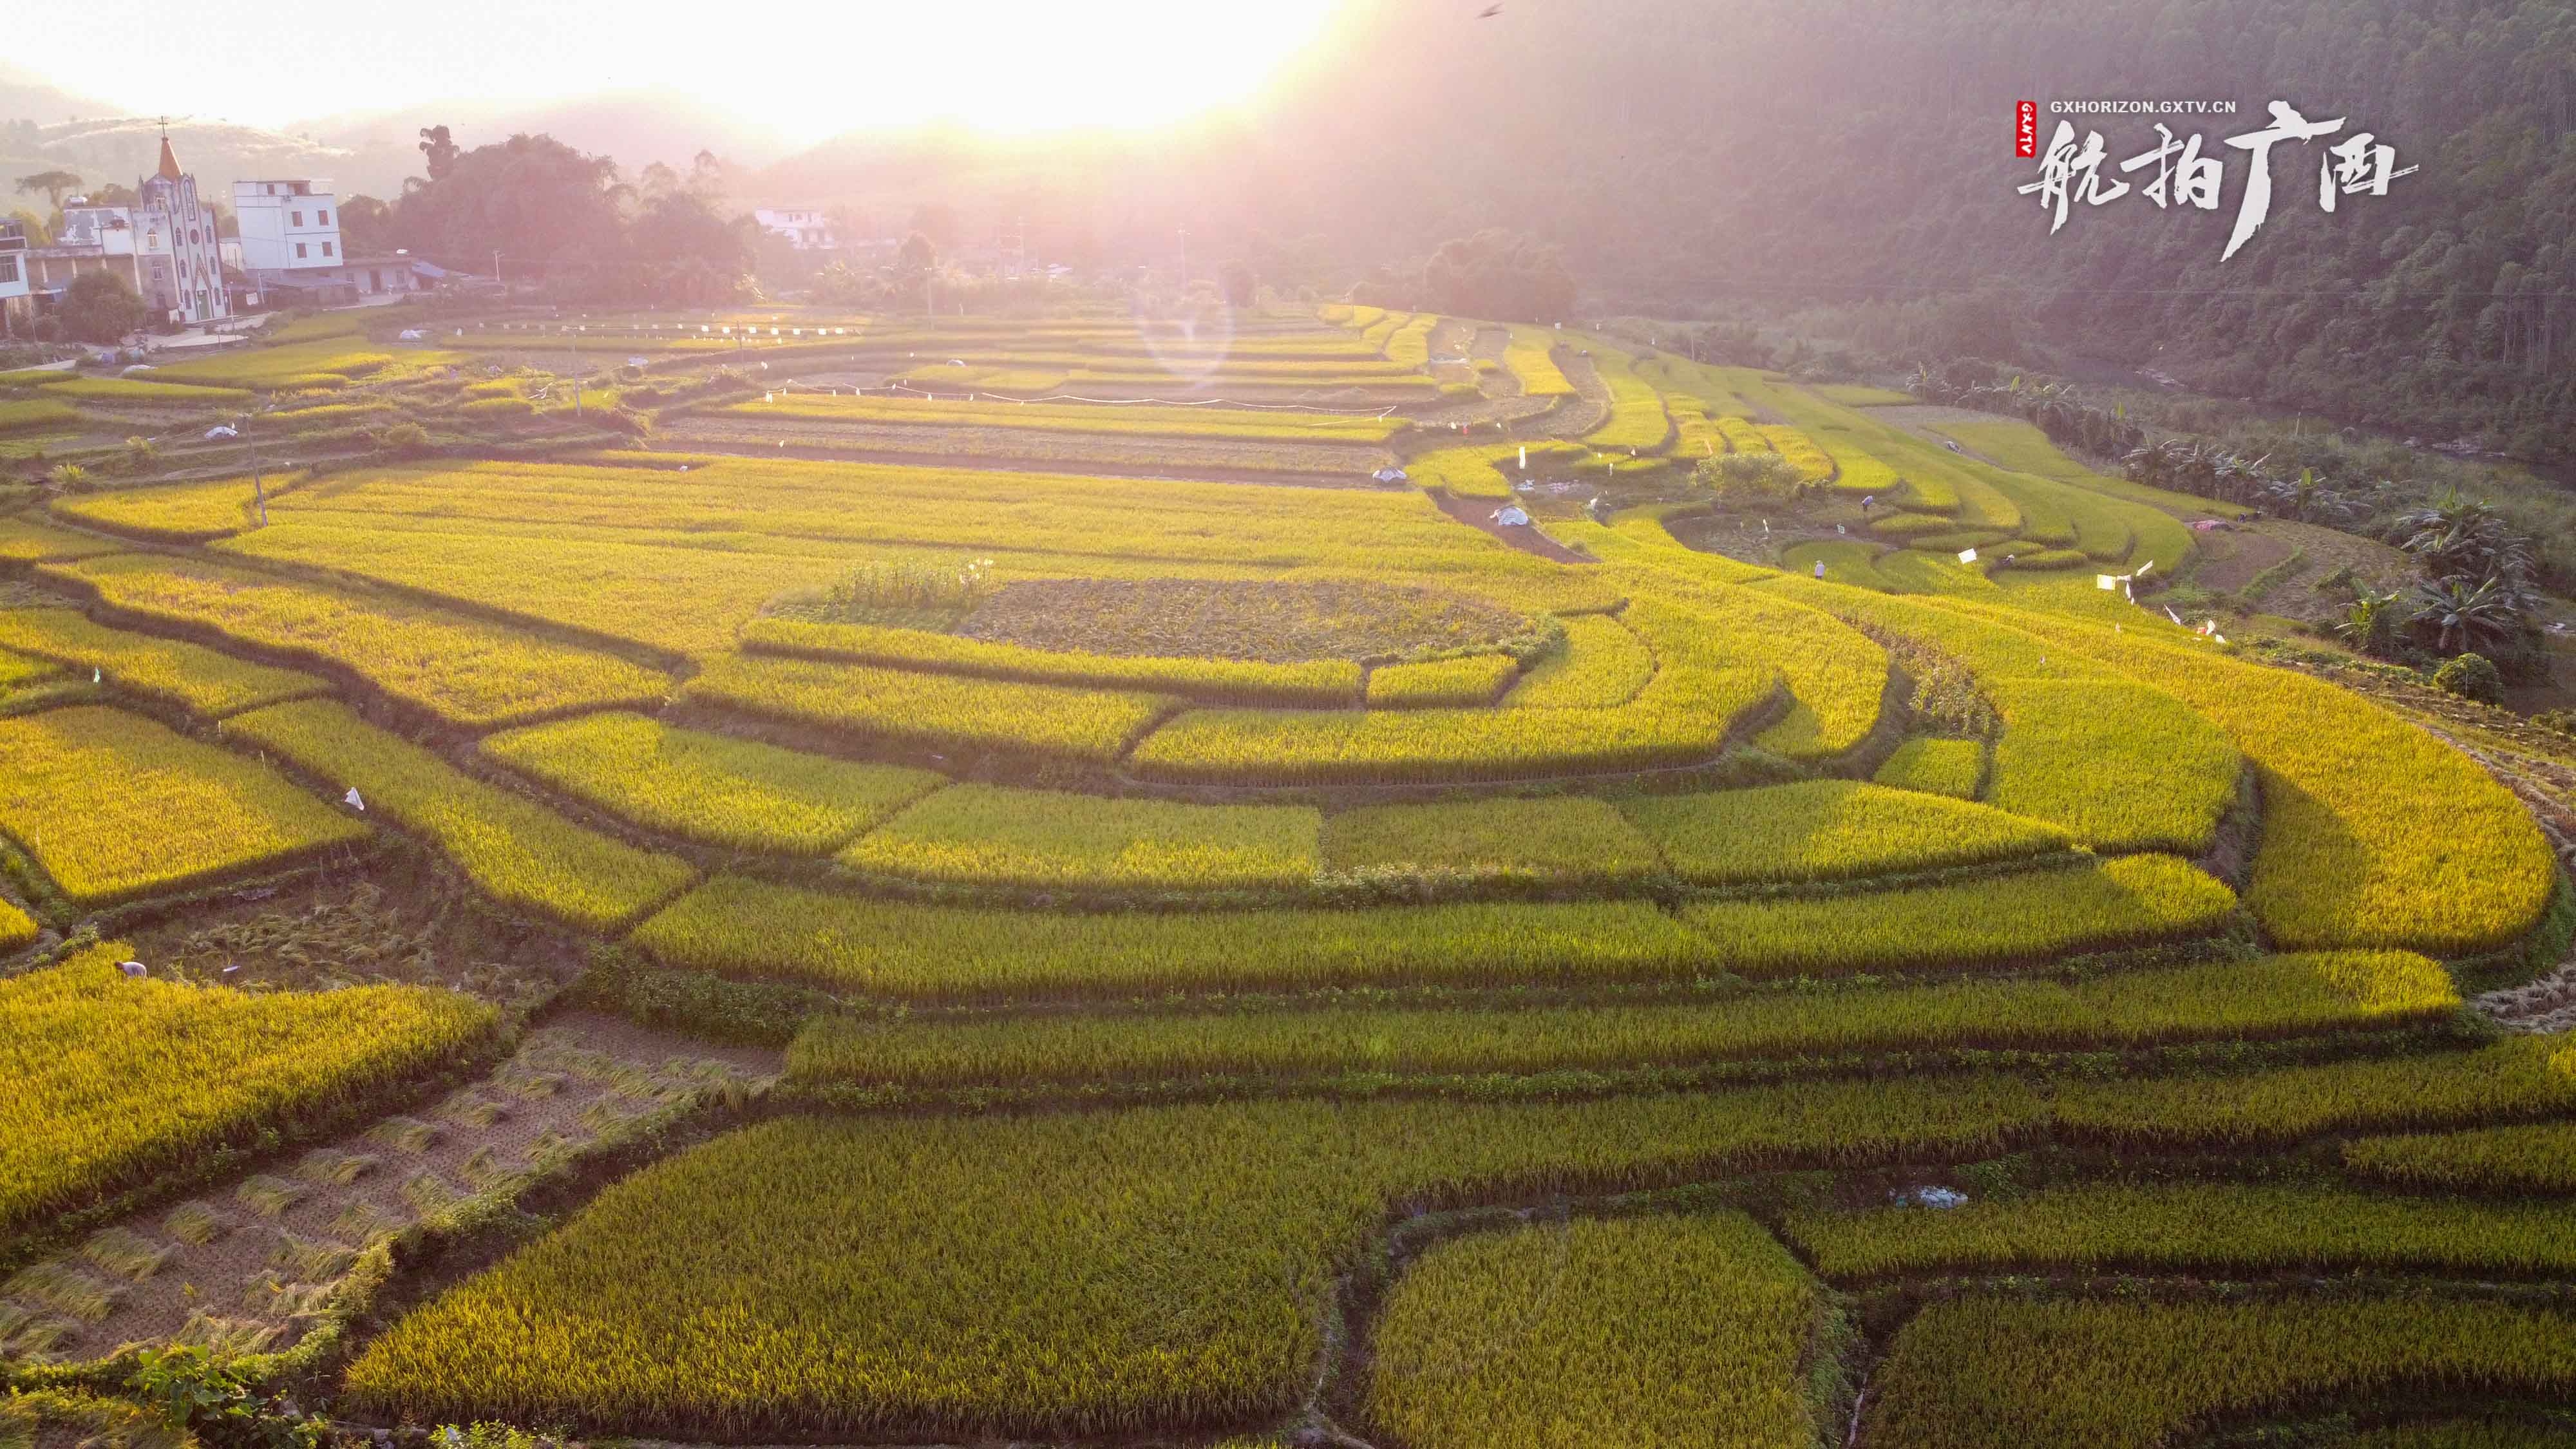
(2166, 606), (2184, 625)
(2137, 559), (2155, 577)
(92, 667), (101, 683)
(1958, 547), (1978, 564)
(343, 788), (365, 811)
(1518, 445), (1527, 470)
(2098, 574), (2118, 590)
(118, 960), (146, 978)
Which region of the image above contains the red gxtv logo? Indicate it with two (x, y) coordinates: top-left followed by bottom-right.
(2016, 100), (2039, 157)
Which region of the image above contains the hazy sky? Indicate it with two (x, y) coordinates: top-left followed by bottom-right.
(10, 0), (1346, 140)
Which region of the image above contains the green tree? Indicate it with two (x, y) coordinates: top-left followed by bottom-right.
(13, 169), (81, 208)
(2408, 574), (2537, 659)
(337, 195), (394, 254)
(416, 124), (461, 182)
(2336, 585), (2410, 659)
(392, 132), (626, 269)
(1218, 259), (1258, 308)
(57, 269), (147, 344)
(1415, 230), (1577, 324)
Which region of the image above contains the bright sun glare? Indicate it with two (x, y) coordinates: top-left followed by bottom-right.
(748, 1), (1348, 138)
(10, 0), (1348, 142)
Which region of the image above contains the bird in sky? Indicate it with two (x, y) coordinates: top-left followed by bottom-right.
(1479, 3), (1504, 15)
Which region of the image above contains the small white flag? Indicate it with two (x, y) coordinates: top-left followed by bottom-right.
(1518, 445), (1527, 470)
(2213, 632), (2229, 645)
(1957, 548), (1978, 564)
(92, 667), (102, 683)
(2166, 606), (2183, 625)
(343, 788), (365, 811)
(2136, 559), (2155, 577)
(2096, 574), (2117, 590)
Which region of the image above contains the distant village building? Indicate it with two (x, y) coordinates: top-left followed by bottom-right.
(754, 207), (840, 251)
(231, 178), (429, 308)
(232, 178), (340, 274)
(21, 133), (231, 328)
(0, 220), (30, 335)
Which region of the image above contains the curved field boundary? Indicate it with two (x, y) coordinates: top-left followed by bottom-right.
(41, 553), (674, 731)
(223, 699), (698, 934)
(781, 949), (2454, 1099)
(341, 1036), (2576, 1441)
(1969, 602), (2557, 956)
(1862, 1293), (2576, 1449)
(1, 940), (497, 1251)
(0, 704), (370, 908)
(738, 616), (1363, 708)
(0, 1012), (771, 1367)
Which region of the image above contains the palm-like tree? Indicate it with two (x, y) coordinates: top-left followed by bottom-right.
(2409, 573), (2535, 656)
(2337, 585), (2410, 658)
(2396, 489), (2534, 584)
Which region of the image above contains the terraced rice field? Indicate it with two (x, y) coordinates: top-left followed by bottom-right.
(5, 303), (2571, 1449)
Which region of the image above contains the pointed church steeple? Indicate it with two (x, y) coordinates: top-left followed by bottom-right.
(155, 125), (184, 183)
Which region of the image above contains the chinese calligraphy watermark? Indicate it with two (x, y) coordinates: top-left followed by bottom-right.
(2016, 100), (2418, 260)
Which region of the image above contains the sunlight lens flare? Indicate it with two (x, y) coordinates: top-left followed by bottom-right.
(746, 1), (1343, 138)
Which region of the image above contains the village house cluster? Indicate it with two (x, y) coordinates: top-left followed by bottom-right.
(0, 131), (442, 337)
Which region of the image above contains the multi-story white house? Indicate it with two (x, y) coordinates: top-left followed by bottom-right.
(232, 178), (343, 273)
(754, 207), (840, 251)
(0, 220), (30, 336)
(231, 177), (428, 307)
(23, 133), (231, 328)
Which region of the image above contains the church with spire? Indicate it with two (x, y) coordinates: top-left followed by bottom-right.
(23, 128), (232, 329)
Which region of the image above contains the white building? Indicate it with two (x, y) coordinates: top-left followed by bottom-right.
(232, 177), (428, 307)
(755, 207), (840, 251)
(24, 133), (231, 328)
(232, 178), (343, 272)
(0, 220), (29, 335)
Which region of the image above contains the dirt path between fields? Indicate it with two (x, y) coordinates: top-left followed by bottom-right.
(1432, 490), (1595, 564)
(1526, 350), (1611, 439)
(0, 1014), (776, 1365)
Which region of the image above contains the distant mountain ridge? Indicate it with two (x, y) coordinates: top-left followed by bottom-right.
(1, 70), (795, 205)
(0, 62), (118, 128)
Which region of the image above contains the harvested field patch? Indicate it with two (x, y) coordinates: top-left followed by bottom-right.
(960, 577), (1530, 663)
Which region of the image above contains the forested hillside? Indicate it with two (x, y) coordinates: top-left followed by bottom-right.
(1322, 0), (2576, 457)
(762, 0), (2576, 458)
